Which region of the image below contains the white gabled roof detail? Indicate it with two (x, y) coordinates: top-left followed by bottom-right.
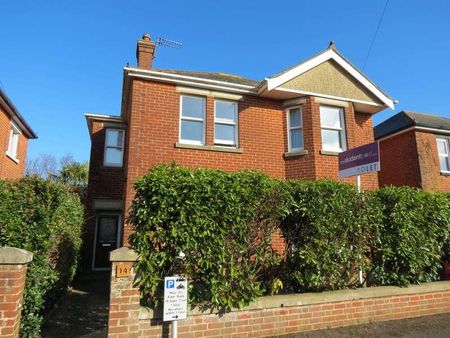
(265, 48), (394, 109)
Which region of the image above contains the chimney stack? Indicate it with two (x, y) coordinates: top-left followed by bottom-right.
(136, 34), (155, 69)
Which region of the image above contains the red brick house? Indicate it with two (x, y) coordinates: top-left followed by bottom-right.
(0, 88), (37, 179)
(85, 34), (394, 270)
(375, 111), (450, 192)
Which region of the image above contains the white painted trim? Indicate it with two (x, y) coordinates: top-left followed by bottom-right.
(319, 105), (347, 153)
(214, 99), (238, 147)
(275, 87), (384, 108)
(103, 128), (125, 167)
(286, 106), (304, 152)
(436, 137), (450, 172)
(282, 98), (307, 108)
(377, 126), (450, 142)
(92, 213), (122, 271)
(179, 95), (206, 146)
(85, 113), (122, 120)
(6, 122), (20, 161)
(314, 97), (349, 108)
(125, 67), (255, 88)
(266, 49), (394, 109)
(176, 86), (243, 101)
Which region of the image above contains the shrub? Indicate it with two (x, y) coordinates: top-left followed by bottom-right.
(280, 180), (381, 292)
(129, 164), (288, 311)
(0, 177), (84, 337)
(371, 187), (450, 286)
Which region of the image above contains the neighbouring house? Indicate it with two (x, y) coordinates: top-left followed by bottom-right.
(0, 88), (37, 179)
(375, 111), (450, 192)
(85, 34), (394, 270)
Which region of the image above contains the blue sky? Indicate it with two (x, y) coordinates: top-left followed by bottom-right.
(1, 0), (449, 162)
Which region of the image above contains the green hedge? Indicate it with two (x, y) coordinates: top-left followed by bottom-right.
(280, 180), (381, 292)
(129, 164), (288, 310)
(0, 177), (84, 337)
(370, 187), (450, 286)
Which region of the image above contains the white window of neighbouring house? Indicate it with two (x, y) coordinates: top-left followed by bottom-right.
(104, 129), (124, 167)
(180, 95), (205, 145)
(436, 138), (450, 172)
(320, 105), (347, 152)
(214, 100), (238, 146)
(6, 124), (20, 160)
(287, 107), (303, 151)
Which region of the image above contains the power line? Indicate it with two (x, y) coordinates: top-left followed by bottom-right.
(363, 0), (390, 70)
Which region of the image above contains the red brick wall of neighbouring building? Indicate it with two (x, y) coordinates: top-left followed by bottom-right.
(415, 131), (450, 192)
(0, 107), (28, 179)
(378, 130), (422, 189)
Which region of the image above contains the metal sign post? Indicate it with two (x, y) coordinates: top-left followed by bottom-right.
(339, 142), (380, 287)
(163, 252), (187, 338)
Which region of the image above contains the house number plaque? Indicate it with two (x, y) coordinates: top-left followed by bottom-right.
(116, 262), (133, 278)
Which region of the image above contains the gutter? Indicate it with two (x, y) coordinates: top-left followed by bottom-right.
(0, 89), (37, 139)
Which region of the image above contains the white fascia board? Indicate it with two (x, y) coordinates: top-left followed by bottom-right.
(85, 113), (122, 120)
(124, 67), (256, 90)
(266, 49), (394, 110)
(127, 72), (256, 95)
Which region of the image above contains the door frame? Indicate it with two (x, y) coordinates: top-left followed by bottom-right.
(91, 211), (122, 271)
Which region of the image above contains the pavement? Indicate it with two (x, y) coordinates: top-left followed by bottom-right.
(287, 312), (450, 338)
(41, 272), (109, 338)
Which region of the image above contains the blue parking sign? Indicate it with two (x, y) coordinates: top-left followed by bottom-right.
(166, 279), (175, 288)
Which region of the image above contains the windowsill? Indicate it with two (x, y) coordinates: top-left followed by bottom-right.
(440, 171), (450, 176)
(284, 149), (308, 158)
(320, 150), (341, 156)
(5, 152), (19, 164)
(175, 142), (243, 154)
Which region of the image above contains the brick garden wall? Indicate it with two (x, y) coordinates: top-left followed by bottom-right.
(109, 247), (450, 338)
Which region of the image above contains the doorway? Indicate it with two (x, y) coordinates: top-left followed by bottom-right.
(92, 213), (121, 270)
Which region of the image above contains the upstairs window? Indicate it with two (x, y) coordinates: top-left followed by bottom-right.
(104, 129), (124, 167)
(6, 124), (20, 160)
(214, 100), (238, 146)
(320, 105), (347, 152)
(180, 96), (205, 145)
(287, 107), (303, 151)
(437, 138), (450, 172)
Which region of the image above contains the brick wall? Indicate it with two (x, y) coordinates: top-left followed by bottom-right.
(108, 247), (450, 338)
(0, 107), (28, 179)
(415, 131), (450, 192)
(119, 79), (379, 244)
(378, 129), (422, 188)
(0, 247), (33, 338)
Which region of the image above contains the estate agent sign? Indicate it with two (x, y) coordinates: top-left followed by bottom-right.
(338, 141), (380, 178)
(163, 276), (188, 322)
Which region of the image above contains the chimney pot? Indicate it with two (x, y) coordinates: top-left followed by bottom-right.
(136, 33), (156, 69)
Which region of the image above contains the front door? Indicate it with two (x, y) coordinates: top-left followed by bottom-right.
(93, 215), (120, 270)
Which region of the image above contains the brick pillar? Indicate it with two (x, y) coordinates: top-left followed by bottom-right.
(0, 247), (33, 338)
(108, 247), (140, 338)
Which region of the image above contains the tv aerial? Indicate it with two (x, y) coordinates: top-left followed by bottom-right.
(155, 37), (183, 57)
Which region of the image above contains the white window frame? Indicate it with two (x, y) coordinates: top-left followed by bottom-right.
(320, 105), (347, 152)
(6, 123), (20, 161)
(436, 138), (450, 173)
(214, 99), (238, 147)
(179, 95), (206, 145)
(103, 129), (125, 167)
(287, 106), (304, 152)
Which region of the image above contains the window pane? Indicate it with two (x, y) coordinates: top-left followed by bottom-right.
(99, 217), (117, 243)
(182, 96), (204, 119)
(106, 130), (124, 147)
(181, 120), (203, 143)
(320, 106), (342, 128)
(216, 101), (236, 121)
(289, 108), (301, 128)
(440, 156), (449, 172)
(437, 140), (448, 156)
(321, 129), (342, 151)
(290, 129), (303, 149)
(105, 147), (123, 165)
(215, 124), (235, 143)
(8, 131), (19, 158)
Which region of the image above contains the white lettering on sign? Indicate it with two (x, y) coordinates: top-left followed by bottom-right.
(163, 276), (188, 322)
(339, 162), (380, 178)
